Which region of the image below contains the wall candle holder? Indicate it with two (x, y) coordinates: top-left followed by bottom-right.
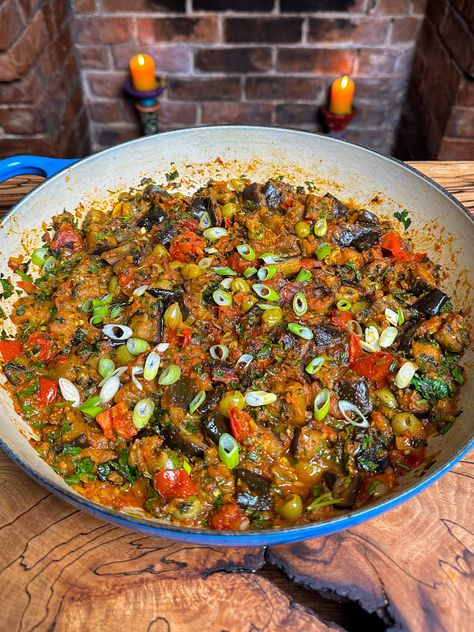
(320, 105), (357, 137)
(123, 79), (165, 136)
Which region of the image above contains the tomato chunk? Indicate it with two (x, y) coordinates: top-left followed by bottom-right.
(153, 469), (197, 498)
(26, 332), (55, 362)
(38, 378), (58, 406)
(348, 332), (361, 362)
(0, 340), (23, 362)
(229, 407), (251, 442)
(351, 352), (396, 387)
(50, 222), (84, 253)
(380, 231), (425, 262)
(96, 401), (137, 442)
(210, 502), (248, 530)
(330, 310), (354, 330)
(169, 230), (206, 262)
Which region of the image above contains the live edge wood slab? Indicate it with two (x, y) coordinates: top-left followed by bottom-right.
(0, 162), (473, 632)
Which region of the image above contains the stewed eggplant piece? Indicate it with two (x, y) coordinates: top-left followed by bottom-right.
(413, 289), (449, 317)
(336, 378), (373, 416)
(236, 468), (273, 511)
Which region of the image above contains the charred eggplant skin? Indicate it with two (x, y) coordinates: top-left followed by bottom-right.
(236, 468), (273, 511)
(336, 378), (373, 416)
(413, 289), (449, 317)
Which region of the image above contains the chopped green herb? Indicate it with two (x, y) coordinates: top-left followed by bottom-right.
(393, 210), (411, 230)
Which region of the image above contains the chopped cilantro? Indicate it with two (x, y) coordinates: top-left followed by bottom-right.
(166, 169), (179, 181)
(393, 210), (411, 230)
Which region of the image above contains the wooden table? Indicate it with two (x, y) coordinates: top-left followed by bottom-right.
(1, 163), (473, 632)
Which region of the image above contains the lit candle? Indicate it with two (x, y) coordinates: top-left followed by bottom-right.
(329, 75), (355, 115)
(129, 54), (158, 92)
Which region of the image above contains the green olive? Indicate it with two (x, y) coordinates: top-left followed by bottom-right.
(374, 388), (397, 409)
(153, 244), (169, 259)
(241, 295), (257, 313)
(277, 494), (303, 520)
(181, 263), (202, 280)
(231, 277), (250, 293)
(391, 412), (420, 434)
(115, 344), (134, 366)
(229, 178), (245, 192)
(218, 391), (245, 418)
(154, 279), (173, 290)
(222, 202), (238, 219)
(172, 497), (202, 520)
(164, 302), (183, 329)
(108, 276), (119, 294)
(262, 307), (283, 326)
(295, 221), (311, 238)
(155, 449), (180, 470)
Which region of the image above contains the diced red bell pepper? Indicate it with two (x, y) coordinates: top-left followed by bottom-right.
(348, 332), (361, 362)
(350, 351), (396, 387)
(0, 340), (23, 362)
(330, 310), (354, 330)
(153, 469), (197, 498)
(380, 231), (425, 262)
(50, 223), (84, 253)
(229, 407), (251, 442)
(169, 231), (206, 262)
(96, 401), (137, 442)
(178, 326), (192, 347)
(38, 378), (58, 406)
(210, 502), (248, 530)
(26, 332), (55, 362)
(17, 280), (36, 294)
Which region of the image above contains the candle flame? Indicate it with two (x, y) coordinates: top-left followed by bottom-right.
(341, 75), (349, 89)
(137, 54), (145, 66)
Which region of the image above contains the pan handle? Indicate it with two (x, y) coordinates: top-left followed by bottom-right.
(0, 155), (78, 183)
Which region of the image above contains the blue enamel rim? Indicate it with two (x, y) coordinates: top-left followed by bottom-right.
(1, 125), (473, 546)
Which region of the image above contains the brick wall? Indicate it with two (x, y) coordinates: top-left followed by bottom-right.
(0, 0), (90, 158)
(396, 0), (474, 159)
(73, 0), (426, 155)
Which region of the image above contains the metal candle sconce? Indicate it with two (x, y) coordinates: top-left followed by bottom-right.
(123, 79), (165, 136)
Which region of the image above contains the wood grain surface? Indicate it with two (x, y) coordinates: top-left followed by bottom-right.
(0, 161), (473, 632)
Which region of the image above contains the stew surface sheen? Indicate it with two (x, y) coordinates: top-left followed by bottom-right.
(0, 174), (468, 531)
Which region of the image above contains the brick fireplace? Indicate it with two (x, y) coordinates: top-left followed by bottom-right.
(0, 0), (472, 160)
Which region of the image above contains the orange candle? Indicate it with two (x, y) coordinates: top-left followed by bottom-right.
(129, 54), (158, 92)
(329, 75), (355, 115)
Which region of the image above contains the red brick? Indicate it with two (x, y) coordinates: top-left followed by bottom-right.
(201, 102), (273, 125)
(357, 48), (403, 75)
(87, 72), (128, 97)
(308, 18), (390, 46)
(390, 16), (422, 43)
(0, 67), (43, 103)
(0, 136), (55, 158)
(439, 4), (474, 76)
(446, 106), (474, 138)
(0, 1), (23, 51)
(352, 76), (407, 101)
(75, 17), (133, 45)
(275, 103), (318, 126)
(225, 18), (302, 44)
(280, 0), (366, 11)
(102, 0), (186, 11)
(195, 48), (272, 73)
(77, 45), (111, 70)
(351, 103), (387, 127)
(137, 17), (218, 44)
(74, 0), (97, 13)
(0, 10), (48, 81)
(458, 79), (474, 107)
(43, 0), (69, 38)
(96, 125), (139, 147)
(194, 0), (274, 10)
(89, 100), (128, 123)
(168, 77), (241, 101)
(277, 48), (355, 74)
(61, 83), (85, 130)
(368, 0), (409, 16)
(158, 102), (198, 127)
(0, 106), (44, 134)
(411, 0), (427, 15)
(438, 137), (474, 159)
(16, 0), (41, 21)
(112, 44), (192, 73)
(246, 76), (324, 101)
(344, 128), (392, 153)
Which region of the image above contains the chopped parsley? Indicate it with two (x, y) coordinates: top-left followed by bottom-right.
(393, 210), (411, 230)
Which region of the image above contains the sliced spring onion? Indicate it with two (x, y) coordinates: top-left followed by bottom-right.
(220, 278), (233, 289)
(183, 459), (192, 475)
(257, 303), (278, 310)
(43, 256), (56, 274)
(126, 337), (150, 355)
(154, 342), (170, 353)
(252, 283), (279, 301)
(132, 398), (155, 429)
(203, 227), (228, 242)
(293, 292), (308, 316)
(144, 351), (160, 381)
(110, 306), (122, 319)
(316, 243), (332, 260)
(213, 289), (233, 306)
(313, 217), (328, 237)
(198, 257), (213, 269)
(364, 325), (381, 352)
(338, 400), (369, 428)
(98, 365), (127, 387)
(360, 340), (380, 353)
(102, 324), (133, 341)
(245, 391), (277, 406)
(305, 356), (325, 375)
(260, 252), (282, 264)
(199, 212), (211, 229)
(397, 307), (405, 325)
(213, 266), (237, 276)
(204, 247), (219, 254)
(243, 266), (257, 278)
(209, 344), (229, 361)
(99, 376), (121, 404)
(31, 247), (49, 267)
(158, 364), (181, 385)
(236, 353), (253, 369)
(287, 322), (313, 340)
(395, 361), (417, 388)
(78, 396), (103, 417)
(379, 326), (398, 348)
(296, 268), (312, 282)
(58, 378), (80, 408)
(237, 244), (256, 261)
(307, 492), (340, 512)
(314, 389), (330, 421)
(131, 366), (143, 391)
(346, 319), (363, 337)
(98, 358), (115, 379)
(90, 305), (108, 325)
(81, 299), (93, 313)
(189, 390), (206, 414)
(132, 284), (149, 297)
(257, 265), (277, 281)
(337, 299), (352, 312)
(385, 307), (399, 327)
(218, 433), (239, 469)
